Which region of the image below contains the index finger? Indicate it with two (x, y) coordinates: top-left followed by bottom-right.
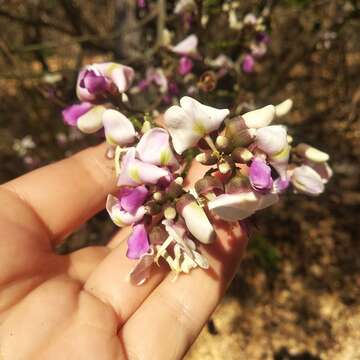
(1, 143), (116, 244)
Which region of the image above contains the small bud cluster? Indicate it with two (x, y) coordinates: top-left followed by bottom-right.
(62, 62), (332, 285)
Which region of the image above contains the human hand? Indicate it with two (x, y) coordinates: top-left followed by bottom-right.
(0, 143), (247, 360)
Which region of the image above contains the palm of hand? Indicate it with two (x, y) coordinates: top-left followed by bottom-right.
(0, 144), (246, 360)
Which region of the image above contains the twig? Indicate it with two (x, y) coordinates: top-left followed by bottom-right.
(156, 0), (166, 47)
(0, 9), (73, 35)
(10, 9), (158, 54)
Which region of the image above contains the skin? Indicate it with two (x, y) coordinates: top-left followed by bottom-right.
(0, 143), (247, 360)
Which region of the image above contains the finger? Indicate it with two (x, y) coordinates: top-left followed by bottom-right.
(67, 246), (110, 283)
(84, 229), (169, 324)
(119, 219), (247, 360)
(2, 143), (116, 244)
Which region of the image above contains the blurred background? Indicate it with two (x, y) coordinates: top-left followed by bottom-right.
(0, 0), (359, 359)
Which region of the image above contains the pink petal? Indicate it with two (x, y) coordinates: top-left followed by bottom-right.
(106, 194), (146, 226)
(119, 185), (149, 214)
(109, 64), (135, 93)
(178, 56), (193, 75)
(62, 102), (92, 126)
(117, 148), (171, 186)
(102, 109), (136, 145)
(76, 69), (96, 101)
(242, 55), (255, 73)
(136, 128), (179, 169)
(249, 157), (273, 192)
(127, 224), (150, 259)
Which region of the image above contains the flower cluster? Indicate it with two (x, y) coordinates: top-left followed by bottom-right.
(62, 62), (332, 285)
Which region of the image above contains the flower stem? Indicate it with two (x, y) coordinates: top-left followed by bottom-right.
(204, 135), (220, 157)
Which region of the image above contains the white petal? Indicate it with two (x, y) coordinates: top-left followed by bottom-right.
(256, 193), (279, 210)
(170, 34), (198, 55)
(181, 201), (216, 244)
(242, 105), (275, 128)
(77, 105), (105, 134)
(256, 125), (288, 155)
(208, 192), (260, 221)
(275, 99), (293, 117)
(164, 97), (229, 154)
(136, 128), (179, 169)
(180, 96), (229, 134)
(164, 105), (200, 154)
(102, 109), (136, 146)
(295, 143), (329, 163)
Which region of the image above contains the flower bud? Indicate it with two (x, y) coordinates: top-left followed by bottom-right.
(225, 174), (250, 194)
(195, 150), (218, 165)
(176, 194), (216, 244)
(231, 147), (253, 163)
(153, 191), (167, 203)
(174, 176), (184, 185)
(215, 135), (231, 153)
(291, 165), (325, 196)
(275, 99), (293, 117)
(145, 200), (162, 215)
(167, 182), (184, 199)
(195, 176), (223, 196)
(225, 115), (246, 135)
(219, 161), (232, 174)
(242, 105), (275, 128)
(293, 143), (329, 163)
(225, 117), (256, 147)
(164, 206), (177, 220)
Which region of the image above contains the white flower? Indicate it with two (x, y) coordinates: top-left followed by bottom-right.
(164, 96), (229, 154)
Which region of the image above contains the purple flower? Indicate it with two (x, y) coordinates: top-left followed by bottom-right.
(242, 55), (255, 73)
(76, 62), (134, 101)
(249, 157), (273, 192)
(127, 224), (150, 259)
(178, 56), (193, 75)
(79, 70), (109, 95)
(61, 102), (93, 126)
(119, 185), (149, 214)
(106, 186), (148, 227)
